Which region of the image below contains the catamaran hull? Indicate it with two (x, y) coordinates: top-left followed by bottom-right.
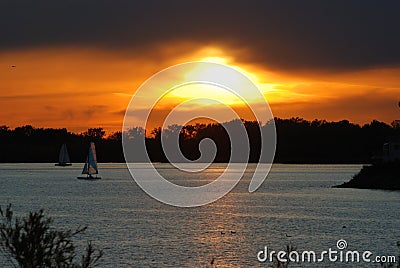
(77, 176), (101, 180)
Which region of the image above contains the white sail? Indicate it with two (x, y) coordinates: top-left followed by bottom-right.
(81, 142), (98, 175)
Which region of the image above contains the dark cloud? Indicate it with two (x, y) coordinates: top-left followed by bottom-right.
(83, 105), (109, 119)
(1, 1), (399, 71)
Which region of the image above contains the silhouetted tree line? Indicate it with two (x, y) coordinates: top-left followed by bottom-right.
(0, 126), (124, 163)
(0, 118), (399, 163)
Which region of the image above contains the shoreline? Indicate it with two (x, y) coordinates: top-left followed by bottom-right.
(335, 163), (400, 190)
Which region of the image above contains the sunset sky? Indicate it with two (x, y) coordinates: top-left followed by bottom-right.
(1, 1), (400, 133)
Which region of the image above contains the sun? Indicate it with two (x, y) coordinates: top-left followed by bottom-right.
(163, 55), (270, 106)
(165, 83), (246, 106)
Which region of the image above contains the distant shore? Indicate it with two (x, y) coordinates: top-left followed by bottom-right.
(0, 161), (366, 164)
(1, 118), (399, 163)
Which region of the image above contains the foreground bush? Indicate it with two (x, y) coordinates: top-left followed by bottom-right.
(0, 204), (102, 268)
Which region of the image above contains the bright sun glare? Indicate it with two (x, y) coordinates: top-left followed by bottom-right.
(163, 55), (273, 107)
(138, 50), (304, 120)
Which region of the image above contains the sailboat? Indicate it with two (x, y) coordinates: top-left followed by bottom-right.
(77, 142), (101, 180)
(55, 144), (72, 166)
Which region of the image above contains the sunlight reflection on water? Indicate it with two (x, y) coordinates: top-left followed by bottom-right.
(0, 163), (399, 267)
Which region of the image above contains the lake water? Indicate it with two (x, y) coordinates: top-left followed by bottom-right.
(0, 163), (399, 267)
